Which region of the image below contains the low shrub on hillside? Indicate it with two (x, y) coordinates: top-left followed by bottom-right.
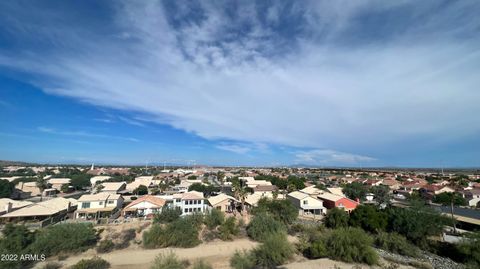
(253, 232), (294, 268)
(374, 232), (419, 257)
(204, 209), (224, 229)
(230, 250), (256, 269)
(246, 213), (286, 242)
(143, 217), (201, 248)
(326, 227), (378, 265)
(41, 262), (62, 269)
(71, 256), (110, 269)
(219, 216), (240, 240)
(192, 260), (213, 269)
(29, 223), (97, 256)
(96, 239), (115, 253)
(324, 207), (349, 229)
(153, 206), (182, 223)
(150, 253), (189, 269)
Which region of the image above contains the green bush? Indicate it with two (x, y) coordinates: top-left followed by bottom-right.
(374, 232), (419, 257)
(324, 207), (349, 229)
(143, 217), (201, 248)
(71, 256), (110, 269)
(230, 250), (256, 269)
(305, 240), (328, 259)
(247, 213), (286, 242)
(192, 260), (213, 269)
(254, 198), (298, 225)
(219, 216), (239, 240)
(30, 223), (97, 256)
(349, 205), (388, 233)
(204, 209), (225, 229)
(457, 234), (480, 269)
(150, 253), (189, 269)
(97, 239), (115, 253)
(253, 232), (293, 268)
(326, 227), (378, 265)
(154, 206), (182, 223)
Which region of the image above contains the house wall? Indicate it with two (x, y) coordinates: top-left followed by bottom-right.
(211, 199), (233, 212)
(335, 198), (358, 211)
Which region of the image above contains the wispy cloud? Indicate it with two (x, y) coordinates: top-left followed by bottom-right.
(37, 126), (139, 142)
(0, 1), (479, 163)
(295, 149), (377, 165)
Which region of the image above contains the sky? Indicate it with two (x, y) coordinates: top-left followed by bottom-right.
(0, 0), (479, 167)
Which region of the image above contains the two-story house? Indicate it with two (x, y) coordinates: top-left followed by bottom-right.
(75, 192), (124, 220)
(287, 190), (326, 217)
(171, 191), (207, 215)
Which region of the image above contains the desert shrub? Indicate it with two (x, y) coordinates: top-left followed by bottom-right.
(41, 262), (62, 269)
(154, 206), (182, 223)
(230, 250), (256, 269)
(150, 253), (189, 269)
(349, 205), (388, 233)
(326, 227), (378, 265)
(71, 256), (110, 269)
(457, 234), (480, 269)
(202, 230), (219, 242)
(204, 208), (224, 229)
(143, 217), (201, 248)
(254, 198), (298, 225)
(30, 223), (97, 256)
(374, 232), (419, 257)
(324, 207), (349, 229)
(253, 232), (294, 268)
(0, 224), (36, 268)
(192, 260), (213, 269)
(219, 216), (239, 240)
(247, 213), (286, 242)
(143, 224), (167, 249)
(115, 229), (136, 249)
(96, 239), (115, 253)
(305, 240), (328, 259)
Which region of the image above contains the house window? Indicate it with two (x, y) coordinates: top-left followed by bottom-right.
(108, 200), (114, 204)
(176, 199), (181, 203)
(216, 206), (221, 210)
(82, 202), (90, 208)
(99, 201), (103, 206)
(303, 200), (308, 205)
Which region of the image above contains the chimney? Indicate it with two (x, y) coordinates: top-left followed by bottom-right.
(67, 202), (71, 211)
(5, 202), (12, 213)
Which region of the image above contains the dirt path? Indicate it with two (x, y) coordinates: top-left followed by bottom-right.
(36, 239), (258, 269)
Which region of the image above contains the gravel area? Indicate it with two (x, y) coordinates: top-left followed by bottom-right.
(376, 248), (465, 269)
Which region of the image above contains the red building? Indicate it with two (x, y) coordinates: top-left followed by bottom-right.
(317, 192), (359, 212)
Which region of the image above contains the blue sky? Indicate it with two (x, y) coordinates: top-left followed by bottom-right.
(0, 1), (479, 167)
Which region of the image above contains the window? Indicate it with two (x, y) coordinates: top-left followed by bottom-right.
(99, 201), (103, 206)
(81, 202), (90, 208)
(108, 200), (114, 204)
(303, 200), (308, 205)
(176, 199), (181, 203)
(184, 208), (188, 213)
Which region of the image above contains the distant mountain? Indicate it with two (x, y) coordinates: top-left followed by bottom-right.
(0, 160), (34, 166)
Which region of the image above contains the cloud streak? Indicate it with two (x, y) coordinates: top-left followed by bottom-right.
(37, 126), (139, 142)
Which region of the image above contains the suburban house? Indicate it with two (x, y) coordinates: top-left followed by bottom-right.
(381, 178), (401, 190)
(301, 186), (323, 196)
(122, 195), (166, 218)
(317, 192), (359, 212)
(287, 191), (326, 217)
(99, 182), (127, 194)
(171, 191), (208, 215)
(464, 189), (480, 207)
(253, 185), (278, 196)
(0, 197), (77, 224)
(15, 181), (42, 197)
(0, 198), (33, 216)
(207, 193), (238, 213)
(75, 193), (124, 220)
(47, 178), (71, 191)
(421, 185), (455, 195)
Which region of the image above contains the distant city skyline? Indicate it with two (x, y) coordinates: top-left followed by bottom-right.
(1, 1), (479, 167)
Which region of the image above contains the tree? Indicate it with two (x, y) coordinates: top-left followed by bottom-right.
(247, 213), (286, 242)
(36, 176), (49, 201)
(153, 206), (182, 223)
(253, 232), (293, 268)
(386, 200), (451, 246)
(325, 227), (378, 265)
(254, 198), (298, 225)
(61, 184), (71, 193)
(433, 192), (466, 206)
(324, 207), (349, 229)
(232, 178), (250, 213)
(370, 185), (392, 206)
(134, 185), (148, 195)
(342, 182), (367, 201)
(0, 179), (14, 198)
(349, 205), (387, 233)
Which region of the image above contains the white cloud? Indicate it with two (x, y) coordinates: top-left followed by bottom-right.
(216, 143), (251, 154)
(295, 149), (376, 165)
(1, 1), (479, 161)
(37, 126), (139, 142)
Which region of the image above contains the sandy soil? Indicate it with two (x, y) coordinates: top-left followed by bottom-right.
(35, 238), (258, 269)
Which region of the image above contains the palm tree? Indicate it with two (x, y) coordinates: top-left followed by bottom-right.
(36, 176), (48, 201)
(232, 178), (249, 215)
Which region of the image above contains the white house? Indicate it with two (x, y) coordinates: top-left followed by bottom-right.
(122, 195), (166, 218)
(287, 191), (326, 216)
(75, 192), (124, 220)
(171, 191), (208, 215)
